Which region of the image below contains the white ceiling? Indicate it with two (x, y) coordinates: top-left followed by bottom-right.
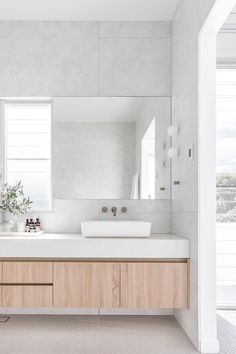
(53, 97), (144, 123)
(0, 0), (179, 21)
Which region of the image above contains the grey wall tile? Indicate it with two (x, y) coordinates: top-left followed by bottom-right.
(53, 199), (100, 213)
(97, 211), (170, 234)
(13, 205), (170, 234)
(100, 38), (171, 96)
(0, 38), (99, 96)
(0, 20), (172, 97)
(53, 122), (135, 199)
(171, 212), (198, 292)
(98, 200), (171, 214)
(0, 21), (99, 38)
(99, 21), (172, 38)
(14, 211), (98, 234)
(0, 20), (172, 234)
(130, 213), (171, 234)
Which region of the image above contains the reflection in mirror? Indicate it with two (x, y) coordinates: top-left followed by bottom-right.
(141, 118), (155, 199)
(0, 97), (171, 205)
(0, 99), (52, 211)
(53, 97), (170, 200)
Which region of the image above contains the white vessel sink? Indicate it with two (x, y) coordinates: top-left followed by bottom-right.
(81, 220), (151, 238)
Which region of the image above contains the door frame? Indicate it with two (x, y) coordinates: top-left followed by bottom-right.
(198, 1), (236, 352)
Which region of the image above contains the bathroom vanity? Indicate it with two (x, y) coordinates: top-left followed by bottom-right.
(0, 234), (189, 309)
(0, 97), (188, 311)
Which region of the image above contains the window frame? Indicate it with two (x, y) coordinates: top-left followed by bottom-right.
(1, 98), (53, 212)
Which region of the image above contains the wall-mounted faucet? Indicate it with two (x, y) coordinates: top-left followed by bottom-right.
(111, 207), (117, 216)
(102, 206), (127, 216)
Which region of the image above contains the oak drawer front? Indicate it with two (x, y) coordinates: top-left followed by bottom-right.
(2, 262), (53, 284)
(1, 285), (53, 307)
(53, 262), (120, 308)
(120, 262), (188, 309)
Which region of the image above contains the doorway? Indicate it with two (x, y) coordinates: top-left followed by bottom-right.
(216, 68), (236, 309)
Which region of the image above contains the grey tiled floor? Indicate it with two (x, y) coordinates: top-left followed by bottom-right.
(218, 311), (236, 354)
(0, 315), (198, 354)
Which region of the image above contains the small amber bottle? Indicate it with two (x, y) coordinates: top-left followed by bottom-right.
(35, 218), (41, 232)
(25, 219), (30, 233)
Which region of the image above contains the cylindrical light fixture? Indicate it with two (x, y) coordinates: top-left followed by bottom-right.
(167, 125), (179, 137)
(167, 147), (179, 159)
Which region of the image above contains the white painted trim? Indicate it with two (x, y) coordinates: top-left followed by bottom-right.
(199, 340), (221, 354)
(198, 1), (236, 353)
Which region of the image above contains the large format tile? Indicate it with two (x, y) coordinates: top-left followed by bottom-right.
(0, 21), (99, 38)
(53, 199), (100, 213)
(175, 288), (199, 350)
(172, 212), (198, 292)
(98, 199), (171, 214)
(97, 211), (171, 234)
(100, 38), (171, 96)
(99, 21), (172, 38)
(13, 212), (98, 234)
(0, 315), (198, 354)
(218, 312), (236, 354)
(53, 122), (135, 199)
(0, 38), (99, 96)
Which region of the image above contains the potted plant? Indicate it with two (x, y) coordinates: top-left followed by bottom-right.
(0, 181), (33, 231)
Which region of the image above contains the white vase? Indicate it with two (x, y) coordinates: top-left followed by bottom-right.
(16, 221), (25, 233)
(0, 211), (14, 231)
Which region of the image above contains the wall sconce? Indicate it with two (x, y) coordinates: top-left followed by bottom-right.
(167, 147), (179, 159)
(167, 125), (179, 137)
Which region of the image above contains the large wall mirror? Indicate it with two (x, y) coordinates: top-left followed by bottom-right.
(0, 97), (171, 208)
(53, 97), (171, 200)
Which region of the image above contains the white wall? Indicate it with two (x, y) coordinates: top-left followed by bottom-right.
(171, 0), (217, 350)
(217, 33), (236, 59)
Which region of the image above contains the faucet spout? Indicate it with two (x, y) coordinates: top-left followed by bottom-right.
(111, 207), (117, 217)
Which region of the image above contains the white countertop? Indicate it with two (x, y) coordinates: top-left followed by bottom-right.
(0, 233), (189, 259)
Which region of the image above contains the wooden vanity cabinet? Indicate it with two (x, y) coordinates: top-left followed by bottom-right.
(2, 262), (53, 284)
(120, 262), (188, 308)
(0, 261), (53, 307)
(0, 260), (188, 309)
(53, 262), (120, 307)
(53, 261), (188, 309)
(1, 285), (53, 307)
